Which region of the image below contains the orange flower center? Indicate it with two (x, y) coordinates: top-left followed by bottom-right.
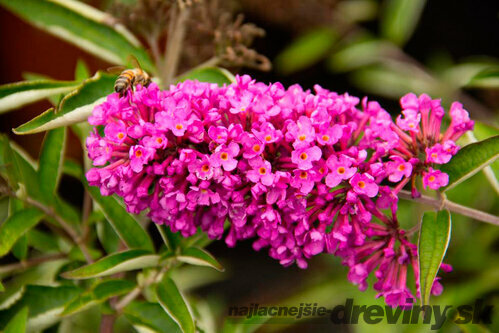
(117, 132), (125, 139)
(358, 181), (366, 189)
(135, 150), (142, 157)
(258, 167), (267, 175)
(428, 175), (435, 182)
(221, 152), (229, 160)
(337, 167), (345, 174)
(201, 164), (210, 172)
(398, 164), (406, 171)
(300, 153), (308, 160)
(265, 135), (272, 142)
(319, 167), (325, 174)
(156, 138), (163, 144)
(253, 144), (261, 152)
(431, 153), (438, 159)
(299, 171), (308, 179)
(175, 124), (183, 130)
(298, 134), (306, 141)
(322, 135), (330, 142)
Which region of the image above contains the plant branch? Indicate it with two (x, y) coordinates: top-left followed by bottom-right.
(162, 4), (191, 86)
(0, 253), (66, 275)
(398, 189), (499, 226)
(114, 264), (170, 312)
(23, 196), (94, 263)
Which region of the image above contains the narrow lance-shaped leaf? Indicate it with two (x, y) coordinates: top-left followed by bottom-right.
(61, 249), (159, 279)
(418, 210), (452, 305)
(440, 135), (499, 191)
(3, 307), (28, 333)
(0, 285), (81, 332)
(156, 276), (196, 333)
(0, 208), (45, 258)
(380, 0), (427, 46)
(62, 279), (135, 315)
(176, 247), (224, 272)
(123, 301), (182, 333)
(0, 0), (153, 71)
(177, 67), (236, 86)
(38, 127), (67, 201)
(85, 183), (154, 251)
(14, 72), (116, 135)
(75, 59), (90, 81)
(274, 28), (337, 75)
(0, 281), (4, 292)
(0, 80), (79, 114)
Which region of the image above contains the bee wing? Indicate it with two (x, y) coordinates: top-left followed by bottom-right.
(107, 66), (125, 74)
(126, 55), (142, 70)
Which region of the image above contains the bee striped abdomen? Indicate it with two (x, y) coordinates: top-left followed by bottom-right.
(114, 70), (136, 96)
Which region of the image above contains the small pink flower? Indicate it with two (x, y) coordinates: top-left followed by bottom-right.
(291, 146), (322, 170)
(253, 122), (282, 144)
(142, 135), (168, 149)
(386, 156), (412, 182)
(188, 155), (215, 180)
(286, 116), (316, 149)
(396, 109), (421, 133)
(325, 155), (357, 187)
(246, 157), (274, 186)
(449, 102), (474, 132)
(422, 167), (449, 190)
(316, 124), (342, 146)
(129, 145), (155, 172)
(212, 142), (240, 171)
(290, 169), (316, 194)
(242, 134), (265, 159)
(425, 142), (456, 164)
(104, 121), (128, 144)
(208, 126), (228, 144)
(349, 173), (379, 197)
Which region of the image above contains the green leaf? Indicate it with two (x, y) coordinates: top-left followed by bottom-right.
(0, 136), (43, 200)
(156, 276), (195, 333)
(0, 285), (81, 331)
(440, 135), (499, 191)
(466, 68), (499, 88)
(176, 247), (224, 272)
(86, 183), (154, 251)
(96, 219), (121, 254)
(380, 0), (427, 46)
(156, 225), (182, 253)
(123, 301), (182, 333)
(3, 307), (28, 333)
(61, 249), (159, 279)
(0, 281), (4, 292)
(26, 229), (61, 253)
(274, 28), (337, 75)
(11, 236), (28, 261)
(62, 158), (84, 179)
(0, 80), (78, 114)
(177, 67), (235, 86)
(327, 38), (398, 72)
(38, 127), (67, 200)
(13, 72), (116, 135)
(0, 0), (153, 72)
(351, 63), (441, 99)
(0, 208), (44, 258)
(62, 279), (135, 315)
(418, 210), (452, 305)
(75, 60), (90, 81)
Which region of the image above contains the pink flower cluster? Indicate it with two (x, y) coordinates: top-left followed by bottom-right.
(86, 75), (473, 307)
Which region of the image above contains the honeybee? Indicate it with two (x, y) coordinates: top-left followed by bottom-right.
(109, 56), (151, 97)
